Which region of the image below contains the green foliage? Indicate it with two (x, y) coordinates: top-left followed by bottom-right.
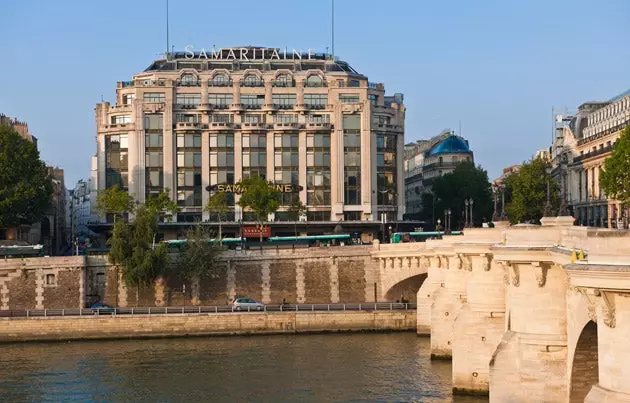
(420, 161), (493, 229)
(145, 189), (179, 221)
(237, 175), (281, 226)
(106, 205), (169, 291)
(0, 124), (52, 228)
(176, 224), (224, 285)
(205, 191), (230, 222)
(600, 126), (630, 206)
(95, 184), (135, 220)
(287, 198), (307, 221)
(505, 157), (558, 224)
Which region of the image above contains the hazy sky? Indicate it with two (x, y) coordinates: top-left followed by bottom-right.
(1, 0), (628, 186)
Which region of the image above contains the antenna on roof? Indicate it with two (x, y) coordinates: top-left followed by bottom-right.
(331, 0), (335, 61)
(459, 120), (462, 137)
(165, 0), (170, 59)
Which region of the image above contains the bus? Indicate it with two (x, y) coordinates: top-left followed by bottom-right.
(390, 231), (463, 243)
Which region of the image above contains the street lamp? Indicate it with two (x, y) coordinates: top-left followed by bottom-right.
(464, 197), (474, 228)
(444, 209), (452, 234)
(492, 184), (499, 222)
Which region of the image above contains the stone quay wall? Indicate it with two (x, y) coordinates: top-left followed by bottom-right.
(0, 246), (382, 310)
(0, 311), (416, 343)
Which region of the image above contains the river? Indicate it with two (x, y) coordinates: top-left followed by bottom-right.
(0, 333), (488, 402)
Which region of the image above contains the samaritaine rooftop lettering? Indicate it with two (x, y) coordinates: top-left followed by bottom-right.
(184, 46), (318, 61)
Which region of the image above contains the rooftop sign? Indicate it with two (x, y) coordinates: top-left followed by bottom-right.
(184, 45), (318, 61)
(206, 183), (303, 194)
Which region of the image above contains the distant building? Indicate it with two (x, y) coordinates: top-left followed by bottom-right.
(550, 89), (630, 228)
(404, 130), (474, 219)
(67, 179), (94, 249)
(47, 167), (67, 255)
(0, 114), (37, 145)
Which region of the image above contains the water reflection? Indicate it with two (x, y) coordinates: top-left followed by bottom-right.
(0, 333), (488, 402)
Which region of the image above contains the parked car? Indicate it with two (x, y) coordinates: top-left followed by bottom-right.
(90, 302), (116, 315)
(232, 298), (265, 311)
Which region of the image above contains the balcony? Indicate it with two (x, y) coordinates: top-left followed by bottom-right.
(275, 104), (295, 110)
(241, 122), (269, 131)
(368, 82), (385, 90)
(243, 104), (262, 110)
(272, 80), (295, 88)
(573, 144), (614, 163)
(174, 122), (206, 130)
(229, 103), (244, 112)
(109, 104), (132, 113)
(423, 161), (461, 171)
(578, 122), (628, 146)
(208, 79), (233, 87)
(120, 81), (133, 88)
(175, 79), (201, 87)
(142, 102), (165, 113)
(374, 123), (403, 133)
(304, 82), (327, 88)
(208, 122), (235, 131)
(137, 79), (167, 87)
(273, 122), (303, 131)
(176, 104), (199, 110)
(240, 80), (264, 88)
(305, 104), (327, 110)
(306, 122), (332, 131)
(101, 123), (134, 133)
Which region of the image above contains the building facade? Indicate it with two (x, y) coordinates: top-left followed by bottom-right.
(551, 89), (630, 228)
(66, 179), (94, 249)
(94, 47), (405, 228)
(404, 130), (473, 218)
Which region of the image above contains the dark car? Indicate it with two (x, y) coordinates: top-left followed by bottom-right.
(90, 302), (116, 315)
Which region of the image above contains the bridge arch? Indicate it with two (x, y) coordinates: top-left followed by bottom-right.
(569, 320), (598, 402)
(384, 273), (427, 302)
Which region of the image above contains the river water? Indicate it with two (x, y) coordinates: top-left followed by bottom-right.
(0, 333), (488, 402)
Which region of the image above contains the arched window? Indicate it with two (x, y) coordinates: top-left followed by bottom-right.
(180, 73), (198, 86)
(275, 74), (292, 87)
(306, 75), (323, 88)
(243, 74), (263, 87)
(210, 74), (230, 87)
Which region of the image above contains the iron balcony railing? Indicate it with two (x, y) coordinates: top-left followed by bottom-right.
(0, 303), (416, 318)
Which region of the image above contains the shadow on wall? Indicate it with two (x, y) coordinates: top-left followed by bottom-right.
(384, 273), (427, 303)
(569, 320), (598, 402)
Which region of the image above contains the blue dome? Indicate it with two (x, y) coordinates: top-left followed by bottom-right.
(426, 136), (471, 156)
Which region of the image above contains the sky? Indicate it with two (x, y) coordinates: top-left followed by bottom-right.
(1, 0), (629, 187)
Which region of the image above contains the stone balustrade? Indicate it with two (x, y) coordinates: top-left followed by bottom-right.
(373, 218), (630, 402)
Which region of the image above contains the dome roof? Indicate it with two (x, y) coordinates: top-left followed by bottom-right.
(426, 135), (471, 156)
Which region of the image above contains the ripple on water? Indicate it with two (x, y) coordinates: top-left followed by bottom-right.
(0, 333), (488, 403)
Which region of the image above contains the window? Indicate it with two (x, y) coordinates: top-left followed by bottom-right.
(309, 114), (331, 124)
(349, 79), (361, 87)
(372, 115), (390, 125)
(307, 133), (331, 206)
(211, 114), (233, 123)
(304, 94), (328, 109)
(274, 74), (293, 87)
(175, 113), (201, 123)
(145, 133), (163, 148)
(368, 94), (378, 105)
(343, 115), (361, 205)
(177, 151), (202, 168)
(272, 94), (296, 109)
(241, 94), (265, 109)
(340, 94), (360, 103)
(209, 74), (231, 87)
(45, 273), (56, 286)
(242, 134), (267, 179)
(243, 114), (265, 124)
(146, 170), (164, 187)
(111, 115), (131, 124)
(242, 74), (263, 87)
(122, 94), (134, 105)
(145, 114), (163, 130)
(176, 133), (202, 148)
(305, 75), (324, 87)
(179, 73), (199, 86)
(274, 133), (299, 205)
(176, 94), (201, 108)
(307, 211), (331, 221)
(105, 134), (129, 190)
(145, 151), (163, 167)
(177, 189), (202, 207)
(144, 93), (165, 103)
(208, 94), (233, 108)
(274, 114), (298, 124)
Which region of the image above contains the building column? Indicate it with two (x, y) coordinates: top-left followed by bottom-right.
(201, 130), (210, 221)
(163, 89), (176, 204)
(361, 107), (372, 220)
(234, 132), (243, 221)
(430, 254), (470, 359)
(298, 130), (307, 207)
(489, 261), (568, 402)
(452, 253), (505, 395)
(396, 132), (405, 220)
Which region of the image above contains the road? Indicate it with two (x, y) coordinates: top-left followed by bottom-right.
(0, 303), (416, 318)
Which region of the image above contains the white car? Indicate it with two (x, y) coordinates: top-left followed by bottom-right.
(232, 297), (265, 311)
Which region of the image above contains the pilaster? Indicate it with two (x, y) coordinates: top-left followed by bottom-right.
(296, 262), (305, 303)
(226, 261), (236, 303)
(261, 262), (271, 304)
(329, 256), (339, 303)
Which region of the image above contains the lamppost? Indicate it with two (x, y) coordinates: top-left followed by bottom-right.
(388, 225), (393, 243)
(464, 197), (474, 228)
(444, 209), (451, 234)
(492, 184), (499, 221)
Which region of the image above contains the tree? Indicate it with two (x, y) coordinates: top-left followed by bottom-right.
(176, 223), (224, 302)
(106, 205), (169, 305)
(205, 191), (230, 244)
(94, 184), (135, 222)
(420, 161), (493, 230)
(145, 189), (179, 221)
(287, 198), (307, 243)
(0, 124), (52, 230)
(600, 126), (630, 206)
(505, 157), (559, 224)
(237, 175), (280, 243)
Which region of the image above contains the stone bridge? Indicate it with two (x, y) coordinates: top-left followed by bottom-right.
(372, 216), (630, 402)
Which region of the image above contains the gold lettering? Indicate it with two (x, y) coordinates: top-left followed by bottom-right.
(217, 184), (225, 192)
(284, 185), (292, 193)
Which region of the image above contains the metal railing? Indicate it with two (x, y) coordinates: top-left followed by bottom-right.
(0, 303), (416, 318)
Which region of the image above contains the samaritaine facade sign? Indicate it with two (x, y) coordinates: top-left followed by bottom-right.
(184, 45), (318, 61)
(206, 184), (303, 194)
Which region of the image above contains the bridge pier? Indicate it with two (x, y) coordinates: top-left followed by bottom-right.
(452, 252), (505, 396)
(430, 253), (469, 360)
(489, 260), (569, 403)
(416, 256), (440, 335)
